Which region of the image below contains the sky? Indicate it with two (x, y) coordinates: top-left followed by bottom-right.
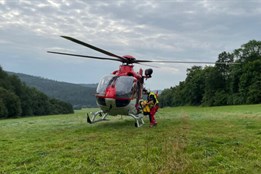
(1, 0), (261, 90)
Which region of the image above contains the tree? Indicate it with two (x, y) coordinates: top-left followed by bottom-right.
(0, 99), (8, 117)
(232, 40), (261, 104)
(0, 87), (22, 118)
(183, 66), (205, 105)
(239, 60), (261, 104)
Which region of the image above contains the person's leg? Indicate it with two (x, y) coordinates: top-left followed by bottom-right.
(150, 105), (159, 125)
(153, 105), (159, 124)
(146, 112), (152, 123)
(150, 107), (156, 125)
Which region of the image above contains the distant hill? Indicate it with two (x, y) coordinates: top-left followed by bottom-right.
(8, 72), (98, 108)
(1, 67), (73, 118)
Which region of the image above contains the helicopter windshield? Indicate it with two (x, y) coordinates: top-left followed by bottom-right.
(96, 75), (116, 95)
(115, 76), (136, 98)
(96, 75), (136, 98)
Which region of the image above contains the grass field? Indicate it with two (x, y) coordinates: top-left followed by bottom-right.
(0, 105), (260, 174)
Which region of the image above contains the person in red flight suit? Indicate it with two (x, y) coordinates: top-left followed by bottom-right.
(144, 89), (159, 127)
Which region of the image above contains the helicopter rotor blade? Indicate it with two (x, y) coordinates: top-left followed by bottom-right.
(49, 36), (239, 65)
(133, 59), (239, 65)
(60, 36), (127, 62)
(137, 62), (159, 68)
(47, 51), (123, 62)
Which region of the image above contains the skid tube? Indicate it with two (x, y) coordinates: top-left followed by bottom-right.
(129, 113), (145, 127)
(87, 111), (145, 127)
(87, 110), (108, 124)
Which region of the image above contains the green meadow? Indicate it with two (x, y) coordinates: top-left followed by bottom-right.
(0, 105), (260, 174)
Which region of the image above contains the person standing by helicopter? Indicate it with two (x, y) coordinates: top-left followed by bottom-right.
(143, 89), (159, 127)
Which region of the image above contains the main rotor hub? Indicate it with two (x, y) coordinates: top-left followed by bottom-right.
(122, 55), (136, 64)
(123, 55), (135, 59)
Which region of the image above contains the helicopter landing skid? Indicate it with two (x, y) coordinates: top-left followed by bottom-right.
(87, 111), (108, 124)
(129, 113), (145, 127)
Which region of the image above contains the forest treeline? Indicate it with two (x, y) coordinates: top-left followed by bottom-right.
(8, 72), (97, 108)
(0, 67), (74, 118)
(159, 40), (261, 107)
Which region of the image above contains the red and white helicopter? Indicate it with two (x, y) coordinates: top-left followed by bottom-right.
(48, 36), (236, 127)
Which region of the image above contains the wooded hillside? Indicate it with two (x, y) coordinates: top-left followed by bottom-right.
(0, 67), (74, 118)
(159, 40), (261, 107)
(8, 72), (97, 108)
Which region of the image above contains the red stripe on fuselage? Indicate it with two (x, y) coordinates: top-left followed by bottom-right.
(96, 95), (134, 101)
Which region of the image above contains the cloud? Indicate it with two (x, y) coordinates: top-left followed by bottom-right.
(0, 0), (261, 89)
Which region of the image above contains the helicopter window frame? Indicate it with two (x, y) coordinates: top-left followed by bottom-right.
(131, 80), (138, 98)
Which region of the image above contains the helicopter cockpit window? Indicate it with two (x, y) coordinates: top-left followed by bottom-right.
(115, 76), (136, 98)
(96, 75), (116, 95)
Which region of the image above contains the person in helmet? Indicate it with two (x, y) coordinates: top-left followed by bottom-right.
(143, 89), (159, 127)
(139, 99), (150, 116)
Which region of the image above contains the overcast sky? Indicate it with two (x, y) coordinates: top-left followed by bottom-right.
(1, 0), (261, 90)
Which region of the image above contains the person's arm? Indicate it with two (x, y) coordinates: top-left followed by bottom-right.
(147, 95), (156, 105)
